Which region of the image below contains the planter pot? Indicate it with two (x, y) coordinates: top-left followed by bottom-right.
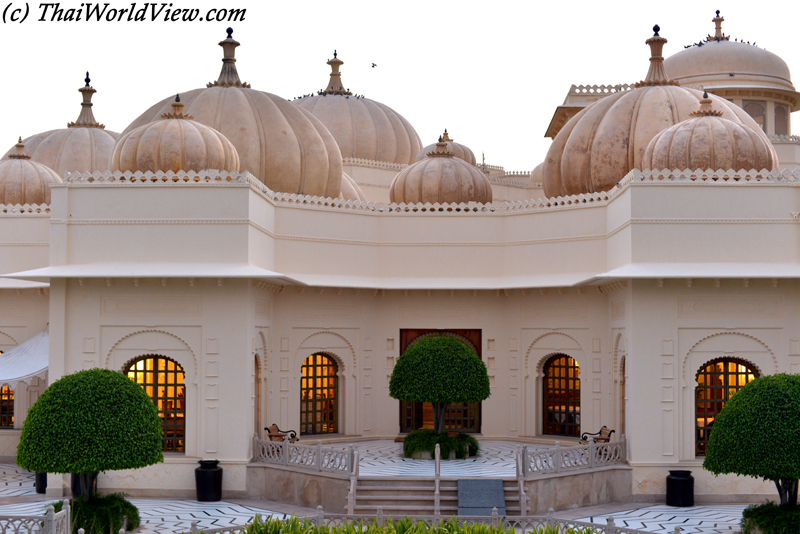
(666, 470), (694, 507)
(35, 472), (47, 494)
(195, 460), (223, 502)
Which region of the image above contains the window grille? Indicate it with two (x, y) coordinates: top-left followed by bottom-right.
(300, 354), (338, 435)
(0, 386), (13, 428)
(125, 355), (185, 452)
(543, 354), (581, 437)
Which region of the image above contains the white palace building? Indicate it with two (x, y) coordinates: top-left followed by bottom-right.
(1, 11), (799, 508)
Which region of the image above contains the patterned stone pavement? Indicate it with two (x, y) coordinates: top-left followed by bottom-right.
(575, 504), (747, 534)
(0, 465), (36, 497)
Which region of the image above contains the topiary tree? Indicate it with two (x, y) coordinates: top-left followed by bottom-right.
(389, 336), (490, 434)
(704, 373), (800, 505)
(17, 368), (164, 501)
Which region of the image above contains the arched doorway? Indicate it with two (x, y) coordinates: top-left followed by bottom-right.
(254, 355), (262, 438)
(124, 355), (186, 452)
(543, 354), (581, 437)
(695, 358), (758, 455)
(300, 353), (338, 435)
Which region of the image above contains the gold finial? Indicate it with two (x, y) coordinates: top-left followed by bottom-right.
(8, 137), (31, 159)
(160, 94), (195, 120)
(68, 72), (105, 129)
(322, 51), (352, 96)
(427, 137), (455, 158)
(689, 90), (724, 117)
(636, 25), (679, 88)
(208, 27), (250, 88)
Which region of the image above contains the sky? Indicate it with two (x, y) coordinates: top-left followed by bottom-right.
(1, 0), (798, 173)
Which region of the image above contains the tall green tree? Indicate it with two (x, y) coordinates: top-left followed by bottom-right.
(704, 373), (800, 505)
(17, 368), (163, 500)
(389, 336), (490, 434)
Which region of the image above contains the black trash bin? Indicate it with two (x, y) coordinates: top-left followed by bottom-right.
(35, 472), (47, 494)
(195, 460), (223, 502)
(666, 470), (694, 507)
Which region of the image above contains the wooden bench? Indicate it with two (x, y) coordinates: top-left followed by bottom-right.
(580, 426), (615, 444)
(264, 423), (299, 443)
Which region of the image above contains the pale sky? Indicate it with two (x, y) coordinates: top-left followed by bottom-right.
(2, 0), (798, 173)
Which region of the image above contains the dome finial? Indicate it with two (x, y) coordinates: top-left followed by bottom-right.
(689, 90), (724, 117)
(9, 137), (31, 160)
(161, 94), (194, 120)
(712, 10), (724, 40)
(68, 73), (105, 129)
(323, 51), (352, 95)
(427, 137), (455, 158)
(208, 27), (251, 88)
(441, 129), (453, 142)
(637, 25), (678, 87)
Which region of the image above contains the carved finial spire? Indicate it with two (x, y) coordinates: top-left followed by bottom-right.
(323, 51), (352, 95)
(208, 27), (251, 88)
(690, 89), (724, 117)
(160, 94), (195, 120)
(441, 129), (453, 142)
(427, 137), (455, 158)
(712, 10), (724, 40)
(8, 137), (31, 160)
(636, 25), (679, 87)
(68, 72), (105, 129)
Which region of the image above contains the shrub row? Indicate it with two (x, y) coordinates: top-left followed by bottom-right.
(402, 430), (479, 459)
(741, 502), (800, 534)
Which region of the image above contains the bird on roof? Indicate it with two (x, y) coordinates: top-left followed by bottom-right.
(371, 63), (377, 68)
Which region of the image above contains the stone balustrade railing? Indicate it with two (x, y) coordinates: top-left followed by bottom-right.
(0, 203), (50, 214)
(253, 436), (355, 477)
(0, 501), (70, 534)
(569, 84), (634, 95)
(769, 134), (800, 144)
(342, 157), (408, 171)
(519, 437), (626, 477)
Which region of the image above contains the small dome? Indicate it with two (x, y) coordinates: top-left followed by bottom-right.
(543, 26), (772, 198)
(643, 92), (778, 171)
(112, 97), (239, 173)
(389, 139), (492, 204)
(664, 12), (798, 109)
(2, 73), (120, 175)
(122, 29), (342, 197)
(531, 162), (543, 185)
(339, 172), (367, 201)
(0, 139), (61, 205)
(416, 130), (476, 166)
(294, 52), (422, 166)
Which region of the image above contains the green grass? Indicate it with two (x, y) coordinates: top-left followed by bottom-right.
(741, 502), (800, 534)
(402, 429), (479, 459)
(52, 493), (140, 534)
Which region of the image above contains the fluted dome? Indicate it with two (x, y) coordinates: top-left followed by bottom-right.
(543, 26), (773, 198)
(122, 29), (342, 198)
(643, 92), (778, 172)
(2, 74), (119, 175)
(112, 97), (239, 174)
(664, 12), (798, 110)
(416, 130), (476, 166)
(0, 139), (61, 205)
(531, 162), (543, 185)
(389, 140), (492, 204)
(339, 172), (367, 201)
(294, 52), (422, 166)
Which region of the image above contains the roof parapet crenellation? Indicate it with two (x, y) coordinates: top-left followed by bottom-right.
(0, 203), (50, 215)
(621, 168), (800, 186)
(62, 169), (257, 185)
(569, 84), (635, 95)
(769, 134), (800, 145)
(342, 157), (408, 171)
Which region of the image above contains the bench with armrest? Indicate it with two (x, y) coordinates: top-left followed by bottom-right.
(580, 426), (615, 444)
(264, 423), (299, 443)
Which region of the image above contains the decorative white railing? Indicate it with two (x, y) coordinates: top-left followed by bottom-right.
(253, 437), (356, 477)
(0, 203), (50, 214)
(0, 501), (70, 534)
(568, 84), (634, 96)
(519, 437), (627, 477)
(769, 134), (800, 144)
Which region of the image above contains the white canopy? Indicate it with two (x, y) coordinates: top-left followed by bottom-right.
(0, 331), (48, 390)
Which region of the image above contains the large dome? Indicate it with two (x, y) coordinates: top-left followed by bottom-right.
(416, 130), (476, 166)
(294, 52), (422, 166)
(663, 12), (798, 109)
(121, 29), (342, 198)
(389, 140), (492, 204)
(543, 27), (772, 198)
(2, 74), (119, 175)
(112, 97), (239, 174)
(0, 139), (61, 205)
(643, 92), (778, 172)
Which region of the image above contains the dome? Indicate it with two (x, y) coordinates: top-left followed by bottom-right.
(543, 26), (773, 198)
(416, 130), (476, 166)
(389, 139), (492, 204)
(294, 52), (422, 166)
(2, 74), (120, 175)
(531, 162), (543, 185)
(663, 12), (798, 109)
(0, 139), (61, 205)
(339, 172), (367, 202)
(112, 96), (239, 174)
(122, 29), (342, 198)
(643, 92), (778, 171)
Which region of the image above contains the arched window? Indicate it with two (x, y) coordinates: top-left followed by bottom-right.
(0, 386), (13, 428)
(300, 354), (338, 435)
(543, 354), (581, 437)
(125, 355), (185, 452)
(695, 358), (759, 455)
(775, 104), (789, 136)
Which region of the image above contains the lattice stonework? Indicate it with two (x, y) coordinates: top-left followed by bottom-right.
(695, 358), (758, 455)
(125, 355), (185, 452)
(0, 386), (13, 428)
(543, 354), (581, 437)
(300, 353), (338, 435)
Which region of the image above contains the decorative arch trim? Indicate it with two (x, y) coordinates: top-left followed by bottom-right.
(105, 329), (198, 379)
(694, 356), (762, 381)
(297, 330), (356, 375)
(0, 330), (18, 345)
(683, 331), (777, 378)
(524, 332), (584, 371)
